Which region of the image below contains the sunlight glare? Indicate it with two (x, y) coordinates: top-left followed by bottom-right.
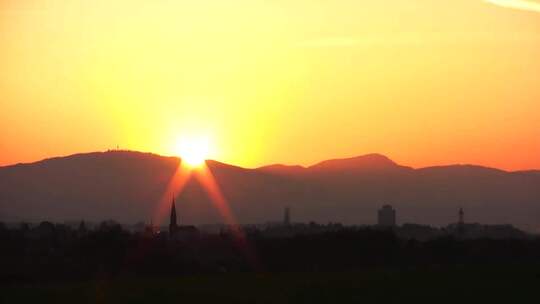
(175, 136), (212, 167)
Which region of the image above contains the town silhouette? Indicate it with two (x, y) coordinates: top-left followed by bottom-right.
(1, 150), (539, 303)
(2, 0), (540, 301)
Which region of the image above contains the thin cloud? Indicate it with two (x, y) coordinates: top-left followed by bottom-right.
(296, 34), (431, 48)
(484, 0), (540, 13)
(296, 37), (360, 48)
(296, 33), (443, 49)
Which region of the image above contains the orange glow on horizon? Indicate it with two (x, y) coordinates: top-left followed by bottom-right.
(1, 1), (539, 171)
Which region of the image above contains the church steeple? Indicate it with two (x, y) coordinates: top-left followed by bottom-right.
(169, 196), (178, 235)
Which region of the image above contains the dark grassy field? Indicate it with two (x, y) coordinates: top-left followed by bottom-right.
(3, 265), (539, 304)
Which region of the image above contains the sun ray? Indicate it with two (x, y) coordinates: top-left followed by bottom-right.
(152, 156), (260, 269)
(194, 164), (261, 269)
(156, 134), (259, 267)
(153, 159), (193, 226)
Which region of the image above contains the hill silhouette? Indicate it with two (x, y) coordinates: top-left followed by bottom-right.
(309, 153), (409, 171)
(0, 151), (539, 232)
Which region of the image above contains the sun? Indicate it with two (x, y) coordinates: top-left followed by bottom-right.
(174, 136), (212, 168)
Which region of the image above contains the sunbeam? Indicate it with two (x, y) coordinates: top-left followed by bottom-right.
(153, 159), (260, 269)
(194, 164), (261, 269)
(153, 159), (193, 226)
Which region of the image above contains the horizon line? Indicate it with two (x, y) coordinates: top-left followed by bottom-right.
(1, 149), (539, 173)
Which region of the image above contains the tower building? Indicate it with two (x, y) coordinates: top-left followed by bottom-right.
(284, 207), (290, 226)
(457, 207), (465, 235)
(377, 205), (396, 227)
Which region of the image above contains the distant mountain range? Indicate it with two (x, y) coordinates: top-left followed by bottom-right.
(1, 151), (539, 232)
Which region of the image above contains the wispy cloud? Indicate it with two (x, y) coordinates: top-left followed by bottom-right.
(484, 0), (540, 13)
(296, 37), (360, 48)
(296, 33), (436, 48)
(296, 31), (540, 49)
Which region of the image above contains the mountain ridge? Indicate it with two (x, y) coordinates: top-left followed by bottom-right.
(1, 150), (539, 232)
(2, 150), (537, 173)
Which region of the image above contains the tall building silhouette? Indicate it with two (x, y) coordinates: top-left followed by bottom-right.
(284, 207), (290, 226)
(169, 196), (178, 235)
(78, 220), (87, 235)
(377, 205), (396, 227)
(457, 207), (465, 234)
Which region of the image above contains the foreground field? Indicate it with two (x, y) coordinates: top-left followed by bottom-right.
(3, 266), (539, 304)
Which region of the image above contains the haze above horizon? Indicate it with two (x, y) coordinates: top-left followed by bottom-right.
(1, 0), (539, 171)
(3, 150), (539, 173)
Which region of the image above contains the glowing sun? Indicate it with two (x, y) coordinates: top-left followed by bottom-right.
(175, 136), (212, 167)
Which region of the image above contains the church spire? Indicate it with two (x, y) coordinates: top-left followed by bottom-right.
(169, 196), (178, 235)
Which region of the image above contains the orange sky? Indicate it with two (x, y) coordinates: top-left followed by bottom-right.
(1, 0), (539, 171)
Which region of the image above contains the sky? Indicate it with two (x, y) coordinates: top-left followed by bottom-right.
(1, 0), (539, 170)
